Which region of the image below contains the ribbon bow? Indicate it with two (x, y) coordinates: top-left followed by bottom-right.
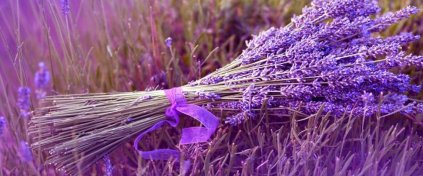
(133, 87), (219, 160)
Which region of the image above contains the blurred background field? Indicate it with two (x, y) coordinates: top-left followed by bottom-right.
(0, 0), (423, 175)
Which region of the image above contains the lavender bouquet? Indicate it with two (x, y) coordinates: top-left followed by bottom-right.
(29, 0), (423, 174)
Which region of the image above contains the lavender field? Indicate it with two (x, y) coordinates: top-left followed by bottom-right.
(1, 0), (423, 175)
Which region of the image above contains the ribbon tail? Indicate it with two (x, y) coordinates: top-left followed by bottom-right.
(133, 87), (219, 161)
(176, 104), (219, 145)
(180, 127), (211, 144)
(133, 121), (180, 160)
(139, 149), (180, 160)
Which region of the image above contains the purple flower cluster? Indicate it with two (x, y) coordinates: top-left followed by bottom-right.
(19, 141), (33, 162)
(196, 91), (221, 101)
(165, 37), (173, 48)
(17, 87), (31, 118)
(0, 116), (5, 136)
(103, 155), (113, 176)
(61, 0), (70, 15)
(34, 62), (50, 99)
(192, 0), (423, 125)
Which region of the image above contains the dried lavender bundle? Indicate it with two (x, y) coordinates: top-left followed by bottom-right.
(29, 0), (423, 174)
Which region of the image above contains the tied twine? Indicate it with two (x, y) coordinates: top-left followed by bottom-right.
(133, 87), (219, 160)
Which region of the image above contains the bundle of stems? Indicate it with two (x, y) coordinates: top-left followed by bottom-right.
(28, 78), (246, 174)
(29, 0), (423, 175)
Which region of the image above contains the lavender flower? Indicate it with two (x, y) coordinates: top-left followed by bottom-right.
(0, 116), (5, 136)
(196, 91), (221, 101)
(190, 0), (423, 125)
(361, 92), (375, 105)
(19, 141), (33, 162)
(225, 112), (245, 126)
(34, 62), (50, 99)
(61, 0), (70, 15)
(17, 87), (31, 118)
(103, 155), (113, 176)
(371, 6), (419, 32)
(165, 37), (172, 48)
(181, 160), (191, 175)
(318, 0), (380, 19)
(415, 103), (423, 114)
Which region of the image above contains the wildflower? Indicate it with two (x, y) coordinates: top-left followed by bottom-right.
(196, 91), (221, 100)
(34, 62), (50, 99)
(225, 112), (245, 126)
(19, 141), (33, 162)
(61, 0), (70, 15)
(103, 155), (113, 176)
(371, 6), (419, 32)
(150, 70), (167, 87)
(181, 160), (191, 175)
(0, 116), (5, 136)
(165, 37), (172, 48)
(17, 87), (31, 118)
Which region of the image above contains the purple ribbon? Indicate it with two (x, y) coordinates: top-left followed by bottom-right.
(133, 87), (219, 160)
